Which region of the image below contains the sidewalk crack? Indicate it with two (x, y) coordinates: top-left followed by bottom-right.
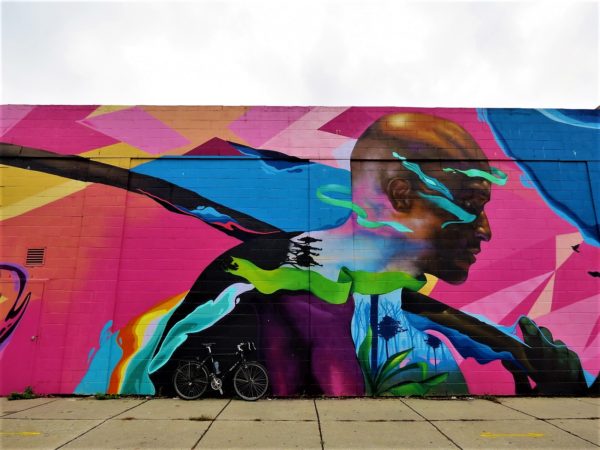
(1, 398), (59, 417)
(54, 399), (149, 449)
(313, 399), (324, 450)
(191, 398), (231, 449)
(400, 400), (463, 450)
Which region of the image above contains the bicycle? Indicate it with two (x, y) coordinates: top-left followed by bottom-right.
(172, 341), (269, 401)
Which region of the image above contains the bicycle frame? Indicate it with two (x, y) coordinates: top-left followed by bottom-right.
(193, 343), (251, 385)
(173, 341), (268, 401)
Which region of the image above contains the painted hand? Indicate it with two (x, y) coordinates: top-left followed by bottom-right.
(502, 317), (589, 395)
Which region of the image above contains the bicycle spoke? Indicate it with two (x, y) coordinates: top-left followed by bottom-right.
(174, 362), (208, 400)
(233, 362), (268, 401)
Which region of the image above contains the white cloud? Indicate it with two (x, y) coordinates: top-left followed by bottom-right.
(1, 0), (598, 107)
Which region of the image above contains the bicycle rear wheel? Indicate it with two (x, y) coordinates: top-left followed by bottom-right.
(173, 361), (209, 400)
(233, 362), (269, 401)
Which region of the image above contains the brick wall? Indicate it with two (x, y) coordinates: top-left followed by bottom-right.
(0, 106), (598, 397)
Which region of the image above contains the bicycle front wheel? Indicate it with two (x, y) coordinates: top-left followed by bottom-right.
(173, 361), (209, 400)
(233, 362), (269, 401)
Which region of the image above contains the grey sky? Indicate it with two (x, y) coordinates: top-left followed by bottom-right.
(1, 0), (598, 107)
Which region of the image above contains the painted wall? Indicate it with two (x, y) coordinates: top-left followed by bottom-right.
(0, 106), (598, 397)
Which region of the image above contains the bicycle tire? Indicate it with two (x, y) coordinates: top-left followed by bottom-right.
(233, 361), (269, 401)
(173, 361), (209, 400)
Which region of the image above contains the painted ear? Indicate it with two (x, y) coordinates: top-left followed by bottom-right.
(386, 178), (412, 211)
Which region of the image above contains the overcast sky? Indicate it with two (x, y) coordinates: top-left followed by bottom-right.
(1, 0), (598, 107)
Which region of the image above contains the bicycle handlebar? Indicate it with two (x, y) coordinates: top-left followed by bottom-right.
(236, 341), (256, 352)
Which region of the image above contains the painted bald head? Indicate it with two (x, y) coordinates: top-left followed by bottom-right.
(351, 113), (490, 191)
(350, 113), (500, 284)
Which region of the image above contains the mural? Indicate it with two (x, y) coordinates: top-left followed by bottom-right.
(0, 106), (598, 397)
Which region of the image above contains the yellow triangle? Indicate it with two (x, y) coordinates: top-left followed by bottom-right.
(418, 273), (438, 296)
(84, 105), (132, 119)
(1, 174), (88, 221)
(79, 143), (156, 169)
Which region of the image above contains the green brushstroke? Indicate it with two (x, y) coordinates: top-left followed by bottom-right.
(443, 166), (508, 185)
(392, 152), (454, 199)
(388, 154), (507, 227)
(418, 192), (477, 228)
(226, 257), (426, 305)
(316, 184), (412, 233)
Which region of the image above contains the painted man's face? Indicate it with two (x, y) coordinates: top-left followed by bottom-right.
(348, 112), (504, 284)
(410, 176), (492, 284)
(352, 160), (495, 284)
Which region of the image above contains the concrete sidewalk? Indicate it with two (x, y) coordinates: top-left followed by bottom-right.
(1, 397), (598, 449)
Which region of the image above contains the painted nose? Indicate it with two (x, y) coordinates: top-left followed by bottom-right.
(475, 211), (492, 242)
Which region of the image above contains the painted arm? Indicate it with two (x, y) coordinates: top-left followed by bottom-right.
(0, 142), (282, 240)
(402, 290), (594, 395)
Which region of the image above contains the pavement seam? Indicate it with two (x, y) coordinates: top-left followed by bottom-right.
(214, 418), (317, 422)
(313, 399), (325, 450)
(400, 400), (463, 450)
(498, 401), (600, 448)
(53, 398), (149, 450)
(1, 398), (59, 417)
(191, 398), (232, 450)
(575, 398), (600, 407)
(2, 417), (130, 421)
(0, 416), (539, 422)
(541, 418), (600, 447)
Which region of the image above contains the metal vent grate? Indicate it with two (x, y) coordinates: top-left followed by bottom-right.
(26, 248), (46, 266)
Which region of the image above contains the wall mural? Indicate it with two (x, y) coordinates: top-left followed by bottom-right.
(0, 106), (598, 397)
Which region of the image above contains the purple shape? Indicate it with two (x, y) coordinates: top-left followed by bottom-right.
(1, 106), (118, 154)
(80, 107), (190, 154)
(184, 137), (241, 156)
(319, 107), (406, 138)
(0, 105), (34, 136)
(229, 106), (311, 147)
(260, 292), (363, 396)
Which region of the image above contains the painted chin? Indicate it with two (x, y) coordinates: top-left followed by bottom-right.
(438, 254), (475, 285)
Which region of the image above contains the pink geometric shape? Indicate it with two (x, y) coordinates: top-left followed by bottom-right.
(551, 243), (600, 311)
(229, 106), (311, 147)
(412, 331), (516, 395)
(556, 232), (583, 269)
(458, 359), (516, 395)
(0, 105), (34, 136)
(433, 237), (557, 310)
(501, 273), (554, 325)
(528, 273), (555, 319)
(80, 107), (190, 154)
(1, 105), (118, 154)
(319, 107), (402, 138)
(261, 107), (350, 162)
(184, 137), (241, 156)
(319, 107), (510, 160)
(461, 272), (553, 324)
(585, 317), (599, 348)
